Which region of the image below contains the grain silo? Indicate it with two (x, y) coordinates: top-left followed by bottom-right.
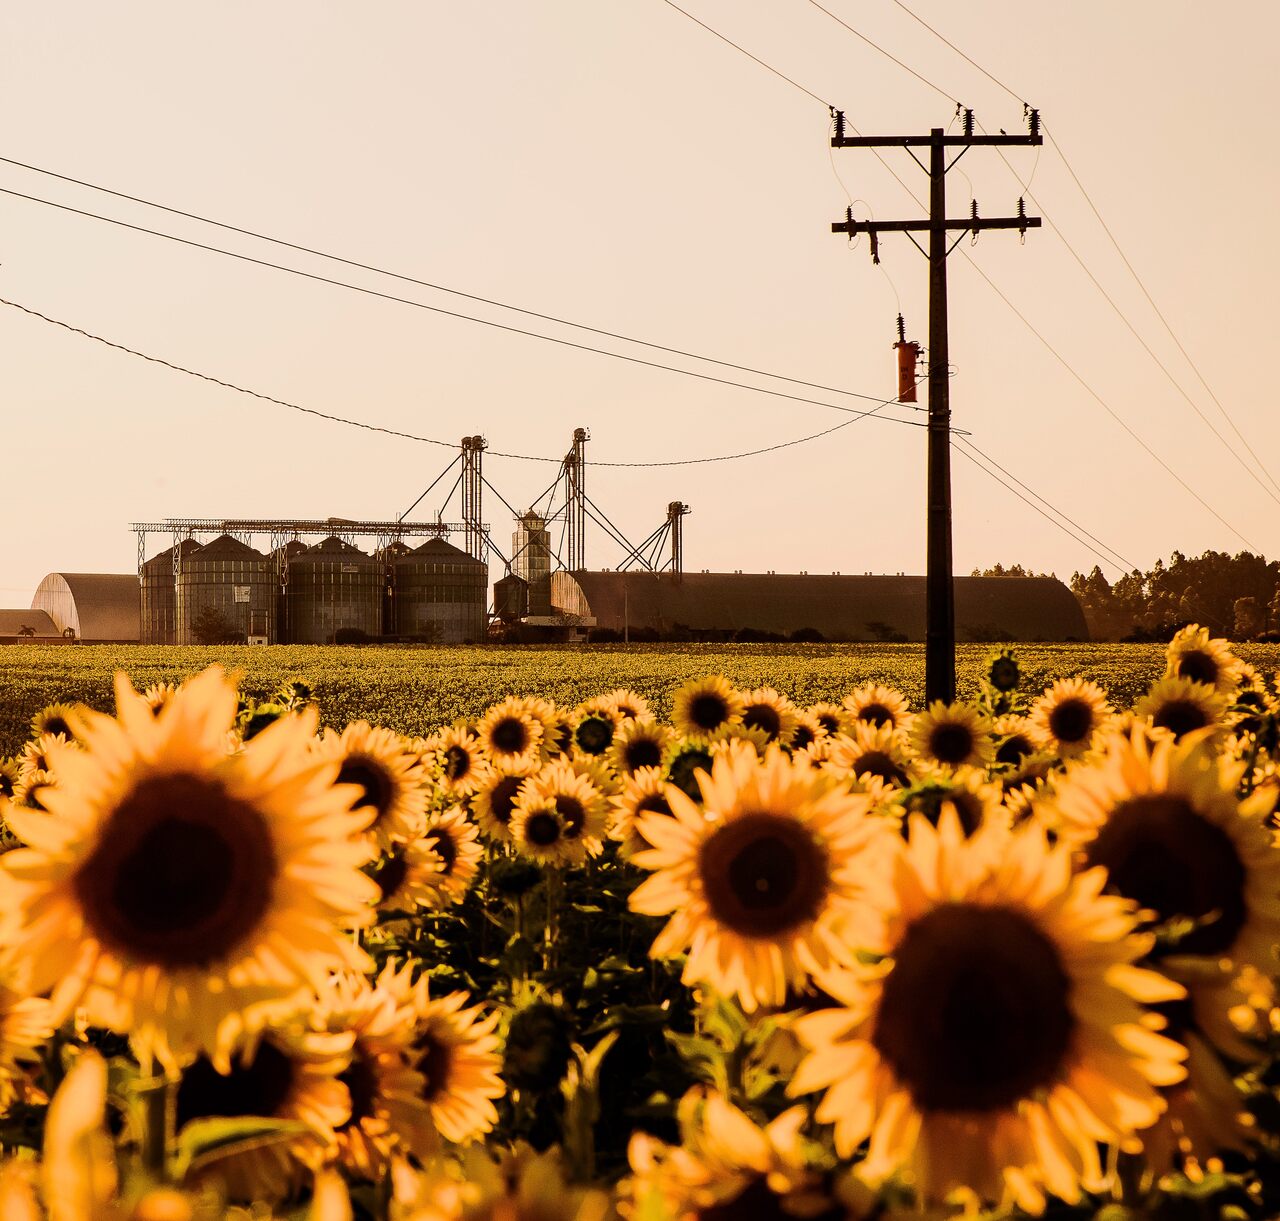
(176, 534), (275, 644)
(141, 538), (202, 644)
(391, 537), (486, 643)
(512, 511), (552, 615)
(285, 536), (382, 644)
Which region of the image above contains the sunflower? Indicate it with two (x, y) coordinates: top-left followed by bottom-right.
(808, 702), (850, 739)
(992, 714), (1038, 769)
(511, 763), (609, 864)
(671, 676), (744, 737)
(907, 701), (994, 771)
(0, 984), (53, 1107)
(419, 806), (484, 907)
(316, 968), (434, 1181)
(367, 840), (446, 914)
(625, 1085), (858, 1220)
(602, 687), (651, 722)
(316, 721), (428, 853)
(476, 697), (545, 768)
(789, 813), (1187, 1214)
(984, 647), (1022, 693)
(31, 703), (86, 743)
(843, 683), (912, 732)
(629, 742), (894, 1012)
(1165, 624), (1245, 698)
(1134, 677), (1229, 743)
(610, 767), (677, 858)
(608, 717), (673, 779)
(12, 771), (57, 814)
(422, 725), (492, 801)
(175, 1012), (354, 1202)
(0, 760), (17, 803)
(570, 711), (616, 759)
(140, 680), (179, 716)
(17, 734), (68, 783)
(663, 737), (717, 803)
(509, 799), (577, 867)
(738, 687), (799, 746)
(469, 758), (538, 844)
(1046, 727), (1280, 971)
(382, 962), (504, 1145)
(788, 710), (826, 755)
(1028, 677), (1113, 759)
(0, 666), (378, 1072)
(827, 723), (917, 790)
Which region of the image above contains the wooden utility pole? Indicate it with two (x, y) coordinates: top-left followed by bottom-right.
(830, 109), (1042, 705)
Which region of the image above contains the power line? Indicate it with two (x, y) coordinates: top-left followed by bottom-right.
(0, 295), (929, 468)
(0, 184), (933, 428)
(0, 153), (924, 412)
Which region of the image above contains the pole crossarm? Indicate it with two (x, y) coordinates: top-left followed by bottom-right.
(832, 134), (1042, 149)
(832, 215), (1041, 236)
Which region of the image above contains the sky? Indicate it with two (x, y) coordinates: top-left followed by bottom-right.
(2, 1), (1278, 606)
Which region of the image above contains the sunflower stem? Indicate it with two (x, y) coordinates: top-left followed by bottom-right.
(544, 866), (563, 972)
(136, 1068), (179, 1182)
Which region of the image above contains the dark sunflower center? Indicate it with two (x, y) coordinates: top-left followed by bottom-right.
(1048, 698), (1095, 745)
(25, 783), (52, 812)
(858, 703), (893, 728)
(902, 789), (983, 837)
(792, 725), (816, 750)
(413, 1030), (452, 1103)
(995, 734), (1033, 766)
(1084, 795), (1247, 956)
(742, 704), (782, 740)
(873, 903), (1073, 1112)
(443, 745), (471, 782)
(1151, 699), (1210, 740)
(574, 717), (613, 755)
(852, 750), (908, 787)
(699, 814), (829, 938)
(1177, 650), (1219, 687)
(425, 827), (458, 874)
(524, 811), (562, 847)
(554, 795), (586, 838)
(370, 848), (409, 902)
(488, 776), (524, 825)
(73, 774), (278, 969)
(0, 771), (14, 799)
(337, 756), (395, 817)
(624, 738), (663, 771)
(636, 793), (673, 817)
(175, 1040), (295, 1127)
(989, 658), (1020, 691)
(689, 694), (729, 731)
(928, 722), (975, 765)
(491, 717), (530, 756)
(817, 714), (842, 735)
(699, 1176), (845, 1221)
(41, 717), (72, 739)
(667, 749), (712, 801)
(337, 1045), (378, 1128)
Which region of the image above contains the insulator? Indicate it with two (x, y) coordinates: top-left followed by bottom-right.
(1028, 107), (1041, 139)
(869, 231), (880, 265)
(1017, 196), (1027, 221)
(832, 108), (845, 142)
(963, 108), (974, 138)
(896, 313), (906, 343)
(970, 199), (979, 221)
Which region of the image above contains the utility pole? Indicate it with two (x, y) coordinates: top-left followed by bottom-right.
(830, 107), (1041, 705)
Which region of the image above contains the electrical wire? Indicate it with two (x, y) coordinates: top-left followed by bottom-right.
(0, 184), (932, 427)
(0, 153), (926, 412)
(0, 295), (933, 468)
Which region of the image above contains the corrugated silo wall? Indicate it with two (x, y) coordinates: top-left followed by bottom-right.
(140, 559), (175, 645)
(393, 555), (487, 643)
(176, 552), (276, 644)
(286, 552), (382, 643)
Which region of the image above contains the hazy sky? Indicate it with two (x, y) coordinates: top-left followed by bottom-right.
(2, 2), (1277, 606)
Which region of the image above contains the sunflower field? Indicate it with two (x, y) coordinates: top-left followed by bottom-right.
(1, 628), (1280, 1218)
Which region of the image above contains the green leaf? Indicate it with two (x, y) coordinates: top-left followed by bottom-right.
(172, 1116), (310, 1182)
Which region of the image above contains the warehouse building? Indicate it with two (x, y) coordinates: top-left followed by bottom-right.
(0, 609), (66, 644)
(550, 570), (1089, 642)
(31, 573), (140, 643)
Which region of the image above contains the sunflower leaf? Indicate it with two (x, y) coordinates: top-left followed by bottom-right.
(172, 1116), (310, 1183)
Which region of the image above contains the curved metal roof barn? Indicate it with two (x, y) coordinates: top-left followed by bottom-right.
(31, 573), (140, 642)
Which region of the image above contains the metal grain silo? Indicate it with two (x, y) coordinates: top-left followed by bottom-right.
(392, 537), (486, 643)
(176, 534), (275, 644)
(141, 538), (202, 644)
(285, 536), (381, 644)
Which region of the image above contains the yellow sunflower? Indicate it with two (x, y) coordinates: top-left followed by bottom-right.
(661, 737), (718, 803)
(419, 806), (484, 907)
(671, 676), (744, 738)
(1028, 677), (1113, 759)
(367, 839), (447, 914)
(569, 710), (616, 760)
(315, 968), (434, 1182)
(1046, 727), (1280, 973)
(31, 703), (86, 743)
(907, 701), (994, 771)
(0, 984), (54, 1107)
(1165, 624), (1245, 698)
(509, 799), (577, 867)
(516, 762), (609, 859)
(316, 721), (428, 853)
(789, 813), (1187, 1214)
(382, 962), (504, 1145)
(476, 697), (545, 768)
(12, 771), (57, 814)
(788, 710), (827, 756)
(610, 767), (677, 858)
(738, 687), (799, 746)
(608, 717), (673, 779)
(843, 683), (912, 732)
(175, 1012), (354, 1202)
(469, 758), (539, 844)
(1134, 677), (1229, 743)
(602, 687), (651, 721)
(0, 666), (377, 1072)
(17, 734), (68, 784)
(422, 725), (492, 801)
(827, 723), (917, 790)
(992, 714), (1038, 770)
(629, 742), (895, 1012)
(808, 702), (851, 739)
(140, 681), (179, 716)
(0, 760), (17, 803)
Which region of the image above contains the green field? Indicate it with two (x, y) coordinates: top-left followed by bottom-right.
(4, 641), (1277, 756)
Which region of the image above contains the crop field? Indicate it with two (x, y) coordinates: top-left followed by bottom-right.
(5, 639), (1280, 756)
